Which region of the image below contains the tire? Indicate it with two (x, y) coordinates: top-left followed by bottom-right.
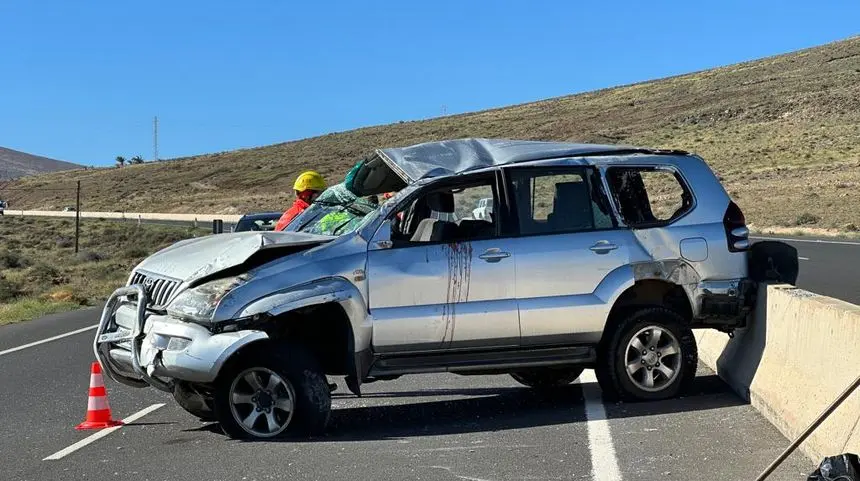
(173, 382), (216, 421)
(595, 307), (697, 401)
(511, 367), (584, 388)
(213, 344), (331, 440)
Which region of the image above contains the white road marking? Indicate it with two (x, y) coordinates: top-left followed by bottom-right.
(798, 256), (810, 261)
(580, 370), (623, 481)
(0, 324), (97, 357)
(751, 236), (860, 246)
(43, 403), (165, 461)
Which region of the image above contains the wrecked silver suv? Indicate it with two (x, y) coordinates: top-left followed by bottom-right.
(94, 138), (764, 440)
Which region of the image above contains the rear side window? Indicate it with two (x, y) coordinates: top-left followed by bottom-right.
(606, 167), (692, 227)
(509, 168), (615, 235)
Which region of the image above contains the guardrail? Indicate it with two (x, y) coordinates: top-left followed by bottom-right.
(696, 284), (860, 461)
(6, 210), (245, 234)
(11, 210), (243, 223)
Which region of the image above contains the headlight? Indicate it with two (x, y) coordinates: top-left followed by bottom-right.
(167, 276), (247, 323)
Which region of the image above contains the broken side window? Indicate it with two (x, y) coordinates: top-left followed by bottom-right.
(606, 167), (692, 227)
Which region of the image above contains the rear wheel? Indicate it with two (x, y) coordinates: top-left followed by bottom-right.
(213, 345), (331, 440)
(511, 367), (584, 388)
(596, 307), (697, 401)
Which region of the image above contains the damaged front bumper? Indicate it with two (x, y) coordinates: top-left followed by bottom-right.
(93, 285), (268, 392)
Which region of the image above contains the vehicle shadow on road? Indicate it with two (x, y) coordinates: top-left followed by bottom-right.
(200, 373), (746, 443)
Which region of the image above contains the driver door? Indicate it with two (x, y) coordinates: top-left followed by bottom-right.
(366, 173), (520, 354)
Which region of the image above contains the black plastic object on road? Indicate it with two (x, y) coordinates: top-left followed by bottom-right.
(212, 219), (223, 234)
(807, 453), (860, 481)
(748, 240), (799, 285)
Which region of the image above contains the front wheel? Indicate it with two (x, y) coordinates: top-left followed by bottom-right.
(511, 367), (584, 388)
(596, 307), (697, 401)
(213, 345), (331, 440)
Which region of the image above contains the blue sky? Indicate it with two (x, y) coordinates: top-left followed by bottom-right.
(0, 1), (857, 166)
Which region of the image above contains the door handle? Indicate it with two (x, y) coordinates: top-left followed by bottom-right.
(478, 248), (510, 263)
(589, 241), (618, 254)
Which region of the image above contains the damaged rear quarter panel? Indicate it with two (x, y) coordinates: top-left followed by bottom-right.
(627, 223), (748, 319)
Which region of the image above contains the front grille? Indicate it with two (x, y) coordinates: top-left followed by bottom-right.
(129, 271), (180, 309)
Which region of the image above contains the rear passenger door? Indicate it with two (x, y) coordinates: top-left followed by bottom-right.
(503, 166), (635, 346)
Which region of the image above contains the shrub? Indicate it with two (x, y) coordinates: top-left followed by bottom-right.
(56, 237), (74, 248)
(0, 250), (30, 269)
(77, 250), (105, 262)
(794, 212), (820, 226)
(122, 247), (150, 259)
(27, 263), (69, 286)
(0, 276), (22, 302)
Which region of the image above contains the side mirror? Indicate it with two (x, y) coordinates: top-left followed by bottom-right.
(369, 219), (393, 250)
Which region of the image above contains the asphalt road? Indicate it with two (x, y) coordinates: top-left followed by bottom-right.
(751, 235), (860, 304)
(1, 234), (854, 480)
(0, 310), (814, 481)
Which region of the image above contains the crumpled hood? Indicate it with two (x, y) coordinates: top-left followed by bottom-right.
(135, 231), (333, 283)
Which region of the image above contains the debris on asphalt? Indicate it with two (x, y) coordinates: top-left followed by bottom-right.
(806, 453), (860, 481)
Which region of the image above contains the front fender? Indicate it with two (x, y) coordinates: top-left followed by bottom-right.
(237, 277), (372, 354)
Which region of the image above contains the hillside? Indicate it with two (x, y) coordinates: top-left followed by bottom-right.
(0, 147), (81, 180)
(6, 37), (860, 230)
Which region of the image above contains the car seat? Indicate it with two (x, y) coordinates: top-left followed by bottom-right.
(547, 182), (594, 231)
(410, 192), (458, 242)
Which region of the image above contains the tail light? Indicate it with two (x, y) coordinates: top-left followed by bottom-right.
(724, 201), (749, 252)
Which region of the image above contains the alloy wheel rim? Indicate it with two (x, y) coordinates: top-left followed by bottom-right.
(624, 326), (682, 392)
(228, 367), (296, 437)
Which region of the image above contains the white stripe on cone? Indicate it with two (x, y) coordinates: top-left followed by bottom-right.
(87, 395), (110, 411)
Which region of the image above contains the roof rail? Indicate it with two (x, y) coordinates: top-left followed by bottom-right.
(580, 147), (691, 158)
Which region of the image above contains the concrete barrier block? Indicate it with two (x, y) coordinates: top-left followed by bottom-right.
(696, 284), (860, 462)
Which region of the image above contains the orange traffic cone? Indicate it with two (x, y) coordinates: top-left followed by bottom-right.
(76, 361), (123, 430)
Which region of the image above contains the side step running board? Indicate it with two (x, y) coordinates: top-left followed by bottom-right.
(368, 345), (595, 377)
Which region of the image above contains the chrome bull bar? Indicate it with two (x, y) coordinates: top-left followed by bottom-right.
(93, 285), (174, 392)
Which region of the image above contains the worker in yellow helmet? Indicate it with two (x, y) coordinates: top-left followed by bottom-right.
(274, 171), (327, 231)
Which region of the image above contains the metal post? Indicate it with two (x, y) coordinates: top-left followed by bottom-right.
(153, 116), (158, 162)
(754, 371), (860, 481)
(74, 180), (81, 253)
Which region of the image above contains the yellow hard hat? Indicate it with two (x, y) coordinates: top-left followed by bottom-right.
(293, 170), (326, 192)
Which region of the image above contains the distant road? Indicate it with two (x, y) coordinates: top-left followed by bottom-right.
(751, 235), (860, 304)
(8, 209), (241, 223)
(7, 209), (242, 232)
